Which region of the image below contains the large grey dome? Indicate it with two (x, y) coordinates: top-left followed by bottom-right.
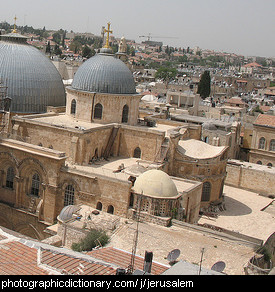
(0, 33), (66, 113)
(71, 52), (136, 95)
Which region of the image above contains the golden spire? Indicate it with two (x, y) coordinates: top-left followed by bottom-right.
(12, 16), (18, 33)
(103, 22), (113, 48)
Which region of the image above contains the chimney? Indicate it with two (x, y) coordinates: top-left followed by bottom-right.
(143, 251), (153, 274)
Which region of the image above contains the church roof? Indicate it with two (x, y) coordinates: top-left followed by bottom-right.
(0, 32), (66, 113)
(71, 52), (136, 95)
(178, 139), (226, 159)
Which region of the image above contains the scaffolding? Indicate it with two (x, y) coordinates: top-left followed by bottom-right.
(0, 79), (11, 133)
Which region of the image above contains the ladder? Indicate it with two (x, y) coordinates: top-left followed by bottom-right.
(28, 197), (36, 213)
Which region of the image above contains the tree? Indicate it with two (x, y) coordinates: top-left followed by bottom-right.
(82, 45), (95, 59)
(71, 229), (109, 252)
(155, 67), (177, 88)
(197, 70), (211, 99)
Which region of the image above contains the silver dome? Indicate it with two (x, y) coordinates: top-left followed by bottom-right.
(71, 52), (136, 95)
(0, 34), (66, 113)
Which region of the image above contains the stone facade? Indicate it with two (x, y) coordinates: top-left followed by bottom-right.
(66, 87), (141, 126)
(249, 114), (275, 166)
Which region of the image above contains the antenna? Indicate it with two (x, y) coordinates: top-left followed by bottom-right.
(127, 195), (142, 274)
(167, 249), (180, 264)
(211, 261), (226, 273)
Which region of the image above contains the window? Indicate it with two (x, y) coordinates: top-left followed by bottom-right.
(6, 167), (15, 189)
(257, 161), (262, 165)
(64, 185), (75, 206)
(31, 173), (40, 197)
(133, 147), (141, 158)
(141, 199), (150, 212)
(270, 140), (275, 152)
(122, 104), (129, 123)
(258, 137), (265, 150)
(201, 182), (211, 202)
(107, 205), (114, 214)
(71, 99), (76, 115)
(159, 201), (167, 216)
(94, 103), (103, 119)
(96, 201), (102, 211)
(267, 163), (273, 167)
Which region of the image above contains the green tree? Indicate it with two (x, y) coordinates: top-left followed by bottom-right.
(70, 40), (82, 54)
(197, 70), (211, 99)
(71, 229), (109, 252)
(82, 45), (95, 58)
(155, 67), (177, 88)
(52, 32), (61, 44)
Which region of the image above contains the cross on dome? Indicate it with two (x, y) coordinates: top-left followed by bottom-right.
(103, 22), (113, 49)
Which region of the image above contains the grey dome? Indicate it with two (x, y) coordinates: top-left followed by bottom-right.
(58, 205), (79, 222)
(0, 34), (66, 113)
(71, 53), (136, 95)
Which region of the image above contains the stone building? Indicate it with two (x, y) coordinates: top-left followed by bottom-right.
(0, 25), (228, 239)
(249, 114), (275, 167)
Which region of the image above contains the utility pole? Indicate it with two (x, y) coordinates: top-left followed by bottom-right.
(198, 248), (205, 275)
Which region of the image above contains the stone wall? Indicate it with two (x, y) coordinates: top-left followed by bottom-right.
(226, 160), (275, 196)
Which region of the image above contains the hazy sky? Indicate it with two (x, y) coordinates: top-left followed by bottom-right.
(1, 0), (274, 57)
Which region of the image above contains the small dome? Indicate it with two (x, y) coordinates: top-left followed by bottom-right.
(133, 169), (178, 198)
(71, 53), (136, 95)
(58, 205), (79, 222)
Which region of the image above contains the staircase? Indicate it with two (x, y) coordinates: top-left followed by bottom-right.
(103, 126), (119, 160)
(155, 137), (170, 163)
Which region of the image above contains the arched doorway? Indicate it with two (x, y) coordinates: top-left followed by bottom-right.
(133, 147), (141, 158)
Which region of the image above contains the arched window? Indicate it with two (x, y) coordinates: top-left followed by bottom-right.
(94, 103), (103, 119)
(31, 173), (40, 197)
(133, 147), (141, 158)
(257, 161), (262, 165)
(258, 137), (265, 150)
(269, 139), (275, 152)
(267, 163), (273, 167)
(71, 99), (76, 115)
(96, 201), (102, 211)
(6, 167), (15, 189)
(122, 104), (129, 123)
(201, 182), (211, 202)
(64, 185), (75, 206)
(129, 193), (134, 208)
(107, 205), (114, 214)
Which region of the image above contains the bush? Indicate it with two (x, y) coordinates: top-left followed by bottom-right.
(71, 229), (109, 252)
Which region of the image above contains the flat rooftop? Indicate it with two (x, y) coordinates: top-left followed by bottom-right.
(14, 113), (178, 137)
(66, 157), (160, 182)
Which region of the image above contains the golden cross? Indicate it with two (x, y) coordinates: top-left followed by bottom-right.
(13, 16), (17, 33)
(103, 22), (113, 48)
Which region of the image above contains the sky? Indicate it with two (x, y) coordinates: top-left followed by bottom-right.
(1, 0), (274, 57)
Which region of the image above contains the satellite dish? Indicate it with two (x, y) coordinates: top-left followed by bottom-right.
(167, 249), (180, 263)
(211, 261), (226, 273)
